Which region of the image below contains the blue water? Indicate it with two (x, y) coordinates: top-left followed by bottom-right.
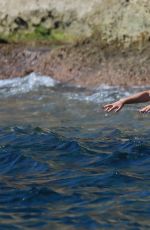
(0, 74), (149, 229)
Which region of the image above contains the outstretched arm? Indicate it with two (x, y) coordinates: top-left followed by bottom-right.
(103, 90), (150, 112)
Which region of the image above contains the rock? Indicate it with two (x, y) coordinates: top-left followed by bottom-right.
(0, 0), (150, 86)
(0, 43), (150, 87)
(0, 0), (150, 47)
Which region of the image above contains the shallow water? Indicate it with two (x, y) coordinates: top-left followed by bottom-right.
(0, 73), (149, 229)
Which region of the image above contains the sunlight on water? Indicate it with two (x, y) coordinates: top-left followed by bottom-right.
(0, 73), (149, 229)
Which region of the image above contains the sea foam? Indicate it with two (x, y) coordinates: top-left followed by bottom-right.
(0, 72), (58, 97)
(0, 73), (149, 104)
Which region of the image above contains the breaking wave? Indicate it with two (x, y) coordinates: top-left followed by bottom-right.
(0, 72), (58, 97)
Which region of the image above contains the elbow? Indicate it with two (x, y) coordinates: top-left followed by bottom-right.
(144, 90), (150, 101)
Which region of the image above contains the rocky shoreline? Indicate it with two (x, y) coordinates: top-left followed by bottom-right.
(0, 41), (150, 88)
(0, 0), (150, 88)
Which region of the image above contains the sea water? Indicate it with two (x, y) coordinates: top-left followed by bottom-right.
(0, 73), (149, 229)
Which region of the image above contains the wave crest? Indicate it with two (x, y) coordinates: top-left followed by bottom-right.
(0, 72), (58, 97)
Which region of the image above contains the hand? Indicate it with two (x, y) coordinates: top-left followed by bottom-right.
(103, 100), (124, 112)
(139, 105), (150, 113)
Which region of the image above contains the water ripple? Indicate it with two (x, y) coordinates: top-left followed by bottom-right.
(0, 125), (149, 229)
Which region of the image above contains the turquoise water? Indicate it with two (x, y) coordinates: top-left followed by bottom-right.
(0, 74), (149, 229)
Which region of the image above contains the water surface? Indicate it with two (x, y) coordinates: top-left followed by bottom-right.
(0, 73), (149, 229)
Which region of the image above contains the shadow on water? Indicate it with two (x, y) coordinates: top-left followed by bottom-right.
(0, 74), (149, 229)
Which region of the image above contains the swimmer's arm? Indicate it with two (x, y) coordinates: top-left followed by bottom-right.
(120, 90), (150, 104)
(103, 90), (150, 112)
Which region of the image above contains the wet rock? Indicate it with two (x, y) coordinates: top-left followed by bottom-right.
(0, 43), (150, 87)
(0, 0), (150, 86)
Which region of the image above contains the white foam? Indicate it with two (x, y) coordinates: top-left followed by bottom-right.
(66, 84), (150, 104)
(65, 85), (132, 104)
(0, 73), (149, 104)
(0, 73), (58, 96)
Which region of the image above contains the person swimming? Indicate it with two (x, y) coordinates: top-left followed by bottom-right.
(104, 90), (150, 113)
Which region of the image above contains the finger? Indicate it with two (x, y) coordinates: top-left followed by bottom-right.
(139, 109), (144, 113)
(145, 107), (150, 112)
(104, 107), (111, 112)
(107, 106), (116, 112)
(114, 106), (121, 112)
(139, 106), (147, 112)
(103, 104), (112, 108)
(139, 108), (146, 113)
(104, 105), (113, 111)
(144, 109), (150, 113)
